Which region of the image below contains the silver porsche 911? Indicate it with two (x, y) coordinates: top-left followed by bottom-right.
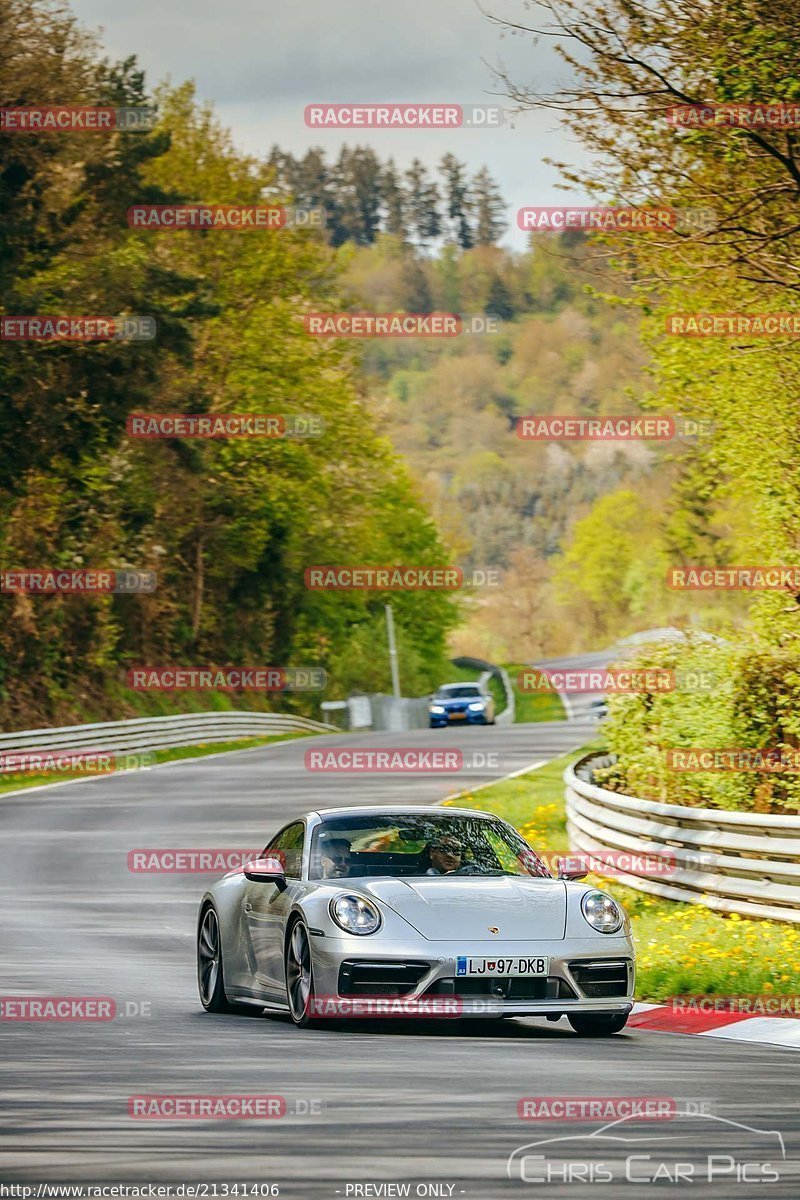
(196, 805), (635, 1036)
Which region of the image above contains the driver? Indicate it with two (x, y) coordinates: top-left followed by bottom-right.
(318, 836), (352, 879)
(425, 836), (465, 875)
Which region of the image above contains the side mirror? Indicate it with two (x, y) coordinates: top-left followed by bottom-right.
(243, 857), (288, 890)
(556, 855), (588, 881)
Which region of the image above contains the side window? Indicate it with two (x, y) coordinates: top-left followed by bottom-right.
(267, 822), (305, 880)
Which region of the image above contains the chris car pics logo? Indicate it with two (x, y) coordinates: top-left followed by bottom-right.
(506, 1112), (785, 1185)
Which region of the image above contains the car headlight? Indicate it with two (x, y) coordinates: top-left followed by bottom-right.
(429, 704), (445, 714)
(580, 890), (623, 934)
(468, 701), (485, 711)
(330, 894), (382, 935)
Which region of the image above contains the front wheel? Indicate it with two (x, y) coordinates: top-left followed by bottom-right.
(568, 1012), (628, 1036)
(285, 921), (320, 1028)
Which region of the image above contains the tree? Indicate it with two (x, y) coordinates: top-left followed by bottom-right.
(472, 166), (506, 245)
(552, 490), (667, 640)
(486, 274), (515, 320)
(380, 159), (406, 239)
(333, 145), (382, 245)
(0, 8), (461, 726)
(405, 159), (441, 243)
(400, 257), (433, 312)
(440, 153), (473, 248)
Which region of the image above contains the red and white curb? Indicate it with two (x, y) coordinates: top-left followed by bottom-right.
(627, 1002), (800, 1049)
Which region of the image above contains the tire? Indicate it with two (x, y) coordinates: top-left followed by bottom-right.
(568, 1012), (629, 1036)
(198, 904), (264, 1016)
(285, 920), (320, 1028)
(197, 904), (237, 1013)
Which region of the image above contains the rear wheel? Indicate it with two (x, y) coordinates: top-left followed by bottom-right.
(198, 905), (235, 1012)
(198, 904), (261, 1015)
(285, 921), (320, 1028)
(568, 1012), (628, 1036)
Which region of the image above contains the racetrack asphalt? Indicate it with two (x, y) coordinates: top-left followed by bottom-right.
(2, 718), (799, 1198)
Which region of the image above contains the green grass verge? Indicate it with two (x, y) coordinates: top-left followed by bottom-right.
(446, 740), (800, 1001)
(0, 730), (315, 796)
(504, 663), (566, 723)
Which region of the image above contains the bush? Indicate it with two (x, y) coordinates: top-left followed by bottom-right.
(599, 637), (800, 812)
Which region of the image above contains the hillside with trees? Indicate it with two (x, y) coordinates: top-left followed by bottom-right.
(3, 0), (780, 734)
(0, 1), (459, 726)
(335, 230), (752, 661)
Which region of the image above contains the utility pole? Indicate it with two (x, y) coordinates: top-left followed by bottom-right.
(385, 603), (401, 698)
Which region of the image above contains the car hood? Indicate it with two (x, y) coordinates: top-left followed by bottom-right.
(359, 876), (567, 941)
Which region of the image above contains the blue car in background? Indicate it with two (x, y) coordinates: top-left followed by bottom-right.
(429, 682), (496, 728)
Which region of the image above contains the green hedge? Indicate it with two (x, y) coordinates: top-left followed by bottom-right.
(598, 638), (800, 812)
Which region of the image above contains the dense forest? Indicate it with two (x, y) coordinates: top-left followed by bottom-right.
(0, 1), (462, 725)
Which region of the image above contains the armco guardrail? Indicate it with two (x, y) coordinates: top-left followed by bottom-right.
(565, 753), (800, 924)
(0, 711), (336, 757)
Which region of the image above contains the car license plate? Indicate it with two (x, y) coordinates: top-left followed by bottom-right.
(456, 956), (549, 977)
(450, 711), (467, 719)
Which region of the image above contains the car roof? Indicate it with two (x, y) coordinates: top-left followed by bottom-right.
(438, 682), (480, 689)
(309, 804), (500, 821)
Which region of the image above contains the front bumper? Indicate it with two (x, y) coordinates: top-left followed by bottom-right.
(309, 933), (635, 1018)
(429, 709), (490, 726)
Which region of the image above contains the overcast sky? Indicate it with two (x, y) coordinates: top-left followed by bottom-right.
(70, 0), (590, 249)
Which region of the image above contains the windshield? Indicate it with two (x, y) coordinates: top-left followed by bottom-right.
(435, 685), (482, 699)
(309, 812), (551, 881)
